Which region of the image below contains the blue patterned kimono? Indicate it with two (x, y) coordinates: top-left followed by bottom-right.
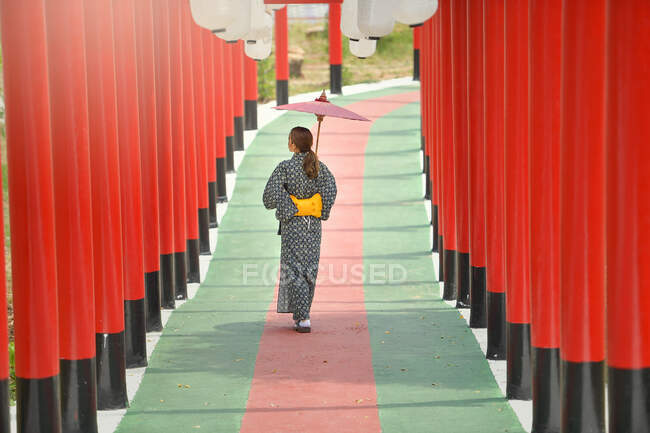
(263, 152), (337, 321)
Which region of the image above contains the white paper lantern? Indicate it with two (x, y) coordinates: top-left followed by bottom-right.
(341, 0), (364, 41)
(392, 0), (438, 26)
(349, 38), (376, 58)
(214, 0), (252, 42)
(190, 0), (237, 32)
(246, 0), (273, 42)
(245, 38), (272, 60)
(357, 0), (395, 39)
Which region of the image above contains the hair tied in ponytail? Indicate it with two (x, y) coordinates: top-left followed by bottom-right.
(303, 149), (319, 180)
(289, 126), (319, 179)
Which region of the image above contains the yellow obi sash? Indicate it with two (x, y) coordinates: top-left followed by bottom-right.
(290, 193), (322, 218)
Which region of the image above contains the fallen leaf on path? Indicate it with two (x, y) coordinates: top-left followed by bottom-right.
(234, 358), (244, 362)
(177, 384), (182, 388)
(185, 385), (191, 388)
(400, 368), (408, 372)
(355, 399), (363, 404)
(385, 331), (391, 334)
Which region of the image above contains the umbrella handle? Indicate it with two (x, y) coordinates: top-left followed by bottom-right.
(315, 115), (324, 156)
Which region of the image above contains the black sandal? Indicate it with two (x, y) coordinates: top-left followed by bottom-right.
(294, 321), (311, 333)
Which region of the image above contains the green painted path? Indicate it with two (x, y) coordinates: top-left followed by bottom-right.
(115, 85), (525, 433)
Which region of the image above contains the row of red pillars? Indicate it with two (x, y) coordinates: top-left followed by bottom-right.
(420, 1), (650, 432)
(0, 0), (259, 432)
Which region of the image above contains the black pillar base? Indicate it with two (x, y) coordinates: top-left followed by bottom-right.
(225, 136), (235, 173)
(16, 375), (62, 433)
(186, 239), (200, 284)
(421, 136), (426, 173)
(330, 64), (342, 94)
(95, 332), (128, 410)
(443, 249), (457, 300)
(507, 322), (532, 400)
(174, 251), (187, 300)
(562, 360), (605, 433)
(276, 79), (288, 105)
(160, 253), (175, 309)
(424, 155), (431, 200)
(432, 205), (439, 253)
(437, 235), (444, 282)
(199, 208), (211, 255)
(124, 299), (147, 368)
(144, 270), (162, 332)
(208, 182), (218, 228)
(456, 252), (470, 308)
(60, 358), (98, 433)
(216, 157), (228, 202)
(413, 49), (420, 81)
(234, 116), (244, 151)
(469, 266), (487, 328)
(487, 291), (507, 360)
(608, 366), (650, 433)
(532, 347), (561, 433)
(245, 100), (258, 130)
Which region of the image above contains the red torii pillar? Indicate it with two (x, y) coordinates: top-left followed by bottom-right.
(560, 0), (606, 430)
(529, 0), (561, 430)
(451, 0), (470, 309)
(233, 41), (246, 152)
(0, 168), (8, 432)
(0, 0), (61, 428)
(275, 6), (289, 105)
(190, 16), (211, 257)
(467, 0), (486, 329)
(85, 0), (128, 410)
(483, 0), (506, 360)
(134, 0), (163, 332)
(224, 43), (236, 173)
(504, 0), (531, 401)
(203, 30), (219, 228)
(214, 38), (229, 203)
(434, 10), (444, 279)
(168, 0), (188, 305)
(440, 0), (457, 301)
(113, 0), (148, 370)
(427, 17), (440, 254)
(44, 0), (97, 430)
(329, 2), (343, 94)
(244, 55), (259, 131)
(181, 0), (201, 286)
(153, 0), (177, 309)
(422, 19), (431, 201)
(606, 2), (650, 431)
(413, 26), (421, 81)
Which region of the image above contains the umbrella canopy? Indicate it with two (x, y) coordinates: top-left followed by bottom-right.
(273, 91), (370, 154)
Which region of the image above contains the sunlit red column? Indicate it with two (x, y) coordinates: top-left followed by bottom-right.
(244, 55), (259, 130)
(135, 0), (163, 332)
(483, 0), (506, 360)
(0, 166), (8, 432)
(233, 41), (246, 152)
(413, 25), (421, 81)
(529, 0), (561, 430)
(504, 0), (531, 401)
(275, 6), (289, 105)
(168, 0), (188, 304)
(606, 3), (650, 432)
(427, 17), (439, 254)
(435, 10), (444, 280)
(214, 38), (229, 203)
(1, 0), (62, 427)
(440, 0), (457, 300)
(467, 0), (486, 329)
(190, 15), (211, 257)
(153, 0), (176, 309)
(560, 0), (606, 429)
(84, 0), (128, 410)
(181, 0), (201, 286)
(329, 3), (343, 93)
(113, 0), (147, 370)
(422, 19), (431, 201)
(203, 30), (219, 228)
(451, 0), (470, 309)
(44, 0), (97, 430)
(224, 43), (236, 173)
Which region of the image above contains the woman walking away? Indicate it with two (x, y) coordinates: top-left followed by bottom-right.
(263, 126), (337, 333)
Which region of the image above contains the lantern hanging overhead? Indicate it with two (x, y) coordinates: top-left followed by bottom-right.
(341, 0), (364, 41)
(357, 0), (395, 39)
(214, 0), (252, 42)
(392, 0), (438, 26)
(245, 37), (272, 60)
(246, 0), (273, 42)
(349, 38), (377, 58)
(190, 0), (237, 33)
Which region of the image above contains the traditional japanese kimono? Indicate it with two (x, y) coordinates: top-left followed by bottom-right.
(263, 152), (337, 321)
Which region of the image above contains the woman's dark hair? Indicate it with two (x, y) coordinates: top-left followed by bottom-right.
(290, 126), (319, 179)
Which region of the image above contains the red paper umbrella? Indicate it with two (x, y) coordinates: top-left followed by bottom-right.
(273, 90), (370, 155)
